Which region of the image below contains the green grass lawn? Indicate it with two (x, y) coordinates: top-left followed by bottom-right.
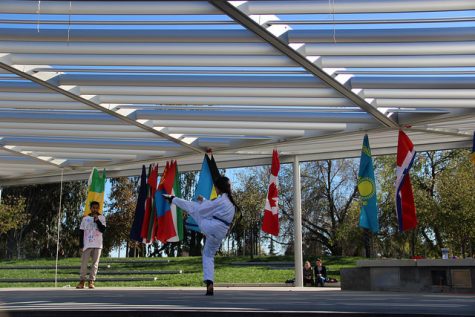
(0, 256), (359, 288)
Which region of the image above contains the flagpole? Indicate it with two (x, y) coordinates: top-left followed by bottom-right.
(55, 168), (64, 288)
(293, 155), (303, 287)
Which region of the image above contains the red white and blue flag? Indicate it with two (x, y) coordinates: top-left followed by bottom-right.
(262, 149), (280, 236)
(395, 130), (417, 232)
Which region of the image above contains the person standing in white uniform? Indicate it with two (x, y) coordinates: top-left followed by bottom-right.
(164, 176), (237, 295)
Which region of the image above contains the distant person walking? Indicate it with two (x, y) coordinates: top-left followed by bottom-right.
(76, 201), (106, 289)
(164, 176), (237, 295)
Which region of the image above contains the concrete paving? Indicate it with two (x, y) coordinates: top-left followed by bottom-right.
(0, 287), (474, 317)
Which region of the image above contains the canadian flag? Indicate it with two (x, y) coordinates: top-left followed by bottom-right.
(395, 130), (417, 231)
(262, 149), (280, 236)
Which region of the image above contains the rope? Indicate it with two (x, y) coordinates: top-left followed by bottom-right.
(36, 0), (41, 32)
(67, 1), (72, 44)
(329, 0), (336, 43)
(54, 169), (64, 288)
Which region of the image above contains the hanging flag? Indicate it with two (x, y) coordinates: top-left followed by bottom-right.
(471, 131), (475, 164)
(357, 135), (379, 233)
(155, 161), (178, 243)
(141, 164), (158, 243)
(395, 130), (417, 232)
(130, 165), (147, 242)
(140, 165), (152, 241)
(167, 161), (184, 242)
(83, 168), (106, 216)
(185, 153), (220, 232)
(262, 149), (280, 236)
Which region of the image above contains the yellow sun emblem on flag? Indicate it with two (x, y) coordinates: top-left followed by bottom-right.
(358, 177), (376, 199)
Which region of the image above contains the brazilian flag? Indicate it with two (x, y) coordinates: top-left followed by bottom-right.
(357, 135), (379, 233)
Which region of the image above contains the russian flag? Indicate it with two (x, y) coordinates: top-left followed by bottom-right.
(155, 161), (177, 243)
(262, 149), (280, 236)
(395, 130), (417, 232)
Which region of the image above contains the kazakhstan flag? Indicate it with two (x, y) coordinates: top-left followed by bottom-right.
(357, 134), (379, 233)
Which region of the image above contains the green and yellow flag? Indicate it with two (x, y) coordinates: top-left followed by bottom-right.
(83, 168), (106, 216)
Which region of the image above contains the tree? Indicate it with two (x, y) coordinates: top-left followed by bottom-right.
(104, 177), (138, 257)
(0, 196), (28, 235)
(232, 171), (266, 257)
(278, 160), (359, 256)
(375, 149), (475, 258)
(0, 196), (29, 258)
(179, 170), (203, 256)
(1, 181), (86, 259)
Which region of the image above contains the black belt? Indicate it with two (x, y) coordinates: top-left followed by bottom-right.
(212, 216), (230, 226)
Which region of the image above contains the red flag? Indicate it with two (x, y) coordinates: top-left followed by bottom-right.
(141, 164), (158, 243)
(395, 130), (417, 231)
(262, 150), (280, 236)
(156, 160), (178, 243)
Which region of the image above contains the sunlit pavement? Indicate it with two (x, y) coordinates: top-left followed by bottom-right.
(0, 287), (474, 317)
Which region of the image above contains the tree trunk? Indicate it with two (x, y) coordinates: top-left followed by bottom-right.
(250, 227), (254, 259)
(363, 229), (372, 258)
(6, 230), (15, 259)
(410, 229), (417, 257)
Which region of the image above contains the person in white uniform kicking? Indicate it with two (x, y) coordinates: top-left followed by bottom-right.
(163, 176), (237, 295)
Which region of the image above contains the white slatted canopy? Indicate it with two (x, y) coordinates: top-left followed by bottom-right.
(0, 0), (473, 186)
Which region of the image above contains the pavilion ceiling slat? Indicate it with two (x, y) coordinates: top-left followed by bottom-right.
(245, 0), (475, 14)
(0, 1), (221, 15)
(2, 0), (474, 15)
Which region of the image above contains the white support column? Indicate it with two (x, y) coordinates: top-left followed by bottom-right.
(292, 155), (303, 287)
